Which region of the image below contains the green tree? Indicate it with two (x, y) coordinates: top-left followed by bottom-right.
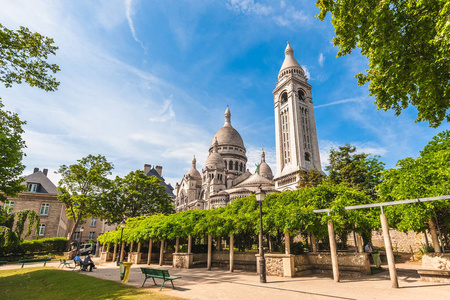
(0, 102), (27, 203)
(377, 130), (450, 250)
(297, 168), (325, 189)
(325, 144), (385, 198)
(0, 23), (60, 91)
(316, 1), (450, 127)
(57, 155), (113, 249)
(99, 170), (174, 224)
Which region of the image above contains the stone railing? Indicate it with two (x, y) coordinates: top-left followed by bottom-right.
(100, 252), (113, 261)
(418, 253), (450, 283)
(295, 252), (371, 276)
(173, 253), (194, 268)
(256, 253), (295, 277)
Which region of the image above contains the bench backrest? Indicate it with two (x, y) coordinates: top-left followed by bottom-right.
(19, 258), (51, 263)
(141, 268), (170, 278)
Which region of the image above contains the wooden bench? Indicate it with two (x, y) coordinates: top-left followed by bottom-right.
(18, 258), (51, 268)
(140, 267), (181, 290)
(71, 260), (86, 272)
(58, 258), (73, 269)
(0, 261), (7, 266)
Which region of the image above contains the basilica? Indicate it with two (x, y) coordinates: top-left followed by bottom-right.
(174, 42), (322, 212)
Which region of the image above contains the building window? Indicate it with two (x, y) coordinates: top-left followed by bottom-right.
(27, 183), (40, 192)
(88, 232), (95, 240)
(4, 201), (14, 214)
(39, 203), (50, 215)
(298, 90), (305, 101)
(90, 218), (97, 227)
(229, 161), (233, 170)
(73, 232), (80, 241)
(38, 224), (46, 236)
(281, 92), (288, 104)
(235, 161), (238, 170)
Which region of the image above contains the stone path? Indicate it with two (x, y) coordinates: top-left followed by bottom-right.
(3, 258), (450, 299)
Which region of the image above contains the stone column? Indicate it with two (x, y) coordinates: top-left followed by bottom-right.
(112, 243), (118, 262)
(428, 219), (442, 253)
(159, 240), (164, 266)
(175, 237), (180, 253)
(147, 239), (153, 265)
(327, 220), (340, 282)
(311, 233), (317, 252)
(285, 232), (291, 254)
(230, 234), (234, 272)
(188, 235), (192, 254)
(137, 242), (141, 264)
(380, 214), (398, 288)
(356, 232), (364, 253)
(120, 242), (125, 262)
(207, 235), (212, 270)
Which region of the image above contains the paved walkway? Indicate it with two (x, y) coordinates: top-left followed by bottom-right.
(4, 258), (450, 299)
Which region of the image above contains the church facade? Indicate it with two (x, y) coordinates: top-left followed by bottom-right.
(174, 42), (321, 211)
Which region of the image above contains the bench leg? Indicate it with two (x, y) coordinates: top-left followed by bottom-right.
(152, 278), (157, 286)
(160, 279), (166, 291)
(44, 261), (47, 267)
(142, 277), (147, 287)
(171, 280), (175, 289)
(21, 264), (24, 268)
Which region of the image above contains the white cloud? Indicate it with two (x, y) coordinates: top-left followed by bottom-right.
(302, 65), (311, 79)
(315, 97), (366, 109)
(280, 0), (286, 8)
(318, 53), (325, 67)
(148, 99), (176, 122)
(125, 0), (146, 50)
(227, 0), (272, 16)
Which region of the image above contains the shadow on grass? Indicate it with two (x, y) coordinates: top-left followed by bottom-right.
(0, 267), (181, 300)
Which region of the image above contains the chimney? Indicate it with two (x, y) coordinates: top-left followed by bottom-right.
(155, 165), (163, 176)
(34, 167), (39, 173)
(43, 169), (48, 176)
(143, 164), (151, 174)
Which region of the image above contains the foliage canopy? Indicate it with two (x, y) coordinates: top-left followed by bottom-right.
(316, 1), (450, 127)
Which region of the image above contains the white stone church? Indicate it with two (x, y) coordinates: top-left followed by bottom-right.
(174, 42), (322, 212)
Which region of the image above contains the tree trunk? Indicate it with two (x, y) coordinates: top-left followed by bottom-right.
(66, 217), (82, 250)
(429, 219), (441, 253)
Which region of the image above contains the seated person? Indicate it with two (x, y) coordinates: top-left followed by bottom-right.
(83, 255), (96, 272)
(74, 253), (86, 270)
(365, 242), (373, 253)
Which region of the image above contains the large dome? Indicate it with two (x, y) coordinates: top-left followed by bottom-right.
(211, 126), (244, 148)
(210, 106), (245, 149)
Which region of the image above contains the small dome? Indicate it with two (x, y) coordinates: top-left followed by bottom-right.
(186, 156), (201, 180)
(259, 149), (273, 180)
(205, 139), (225, 169)
(236, 173), (273, 187)
(211, 107), (245, 149)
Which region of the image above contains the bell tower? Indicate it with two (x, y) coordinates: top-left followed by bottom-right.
(273, 42), (322, 190)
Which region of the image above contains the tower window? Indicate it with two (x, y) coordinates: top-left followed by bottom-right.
(235, 161), (238, 170)
(240, 163), (243, 172)
(298, 90), (305, 101)
(229, 161), (233, 170)
(305, 152), (311, 162)
(281, 92), (288, 104)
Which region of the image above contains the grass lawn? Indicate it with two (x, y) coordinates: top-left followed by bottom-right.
(0, 267), (184, 300)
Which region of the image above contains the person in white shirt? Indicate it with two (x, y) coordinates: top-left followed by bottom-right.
(365, 242), (373, 253)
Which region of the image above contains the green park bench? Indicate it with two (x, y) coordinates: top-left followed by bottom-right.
(140, 267), (181, 290)
(0, 261), (7, 266)
(18, 258), (51, 268)
(58, 258), (74, 269)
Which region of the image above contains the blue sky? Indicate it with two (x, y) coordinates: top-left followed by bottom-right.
(1, 0), (448, 187)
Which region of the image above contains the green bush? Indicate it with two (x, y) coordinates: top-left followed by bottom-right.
(19, 237), (68, 254)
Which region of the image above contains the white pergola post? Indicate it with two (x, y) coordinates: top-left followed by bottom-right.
(147, 239), (153, 265)
(159, 240), (164, 266)
(207, 235), (212, 270)
(229, 234), (234, 272)
(285, 232), (291, 254)
(327, 220), (340, 282)
(381, 213), (399, 288)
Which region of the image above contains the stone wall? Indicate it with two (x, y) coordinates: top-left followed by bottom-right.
(418, 253), (450, 283)
(294, 252), (370, 276)
(173, 253), (193, 268)
(256, 254), (295, 277)
(347, 229), (431, 253)
(100, 252), (112, 261)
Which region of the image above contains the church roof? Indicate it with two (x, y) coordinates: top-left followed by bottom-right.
(279, 42), (304, 75)
(23, 169), (59, 194)
(205, 139), (225, 169)
(236, 173), (273, 188)
(211, 107), (245, 149)
(186, 156), (202, 180)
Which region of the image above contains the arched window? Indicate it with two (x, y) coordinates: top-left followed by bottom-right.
(229, 161), (233, 170)
(305, 152), (311, 162)
(298, 90), (305, 101)
(281, 92), (288, 104)
(240, 163), (243, 172)
(235, 161), (238, 170)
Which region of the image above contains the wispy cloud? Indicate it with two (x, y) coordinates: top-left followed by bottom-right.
(315, 97), (365, 108)
(125, 0), (146, 51)
(318, 53), (325, 67)
(227, 0), (272, 16)
(148, 99), (176, 122)
(302, 65), (311, 79)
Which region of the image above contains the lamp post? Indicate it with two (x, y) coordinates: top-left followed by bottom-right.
(78, 227), (84, 251)
(255, 187), (266, 283)
(117, 222), (126, 266)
